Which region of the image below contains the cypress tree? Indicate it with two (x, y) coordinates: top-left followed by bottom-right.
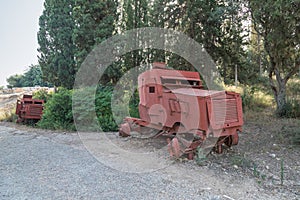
(38, 0), (76, 89)
(73, 0), (118, 84)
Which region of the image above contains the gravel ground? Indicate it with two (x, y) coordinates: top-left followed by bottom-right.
(0, 123), (298, 200)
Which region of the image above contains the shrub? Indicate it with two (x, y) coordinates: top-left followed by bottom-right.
(129, 89), (140, 118)
(72, 85), (119, 132)
(95, 85), (140, 132)
(37, 88), (75, 130)
(33, 89), (52, 102)
(38, 85), (140, 132)
(95, 85), (118, 132)
(72, 87), (99, 131)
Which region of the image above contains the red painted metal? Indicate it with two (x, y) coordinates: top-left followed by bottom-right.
(16, 95), (44, 123)
(119, 62), (244, 158)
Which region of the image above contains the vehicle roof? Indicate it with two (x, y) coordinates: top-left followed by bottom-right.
(138, 68), (201, 84)
(172, 88), (225, 97)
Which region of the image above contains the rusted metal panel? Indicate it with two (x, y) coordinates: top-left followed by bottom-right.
(16, 95), (44, 123)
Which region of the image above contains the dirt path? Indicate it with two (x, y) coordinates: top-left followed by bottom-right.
(1, 122), (298, 199)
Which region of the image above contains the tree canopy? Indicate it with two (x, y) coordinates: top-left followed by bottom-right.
(38, 0), (76, 89)
(6, 65), (52, 88)
(35, 0), (300, 117)
(249, 0), (300, 116)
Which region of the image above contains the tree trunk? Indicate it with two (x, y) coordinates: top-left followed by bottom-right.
(275, 79), (287, 116)
(268, 60), (288, 117)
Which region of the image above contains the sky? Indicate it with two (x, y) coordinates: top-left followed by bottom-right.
(0, 0), (45, 87)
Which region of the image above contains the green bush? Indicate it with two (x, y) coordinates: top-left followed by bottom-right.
(129, 89), (140, 118)
(37, 85), (140, 132)
(73, 85), (118, 132)
(72, 87), (99, 131)
(95, 85), (140, 132)
(95, 85), (118, 132)
(33, 89), (52, 102)
(38, 88), (75, 130)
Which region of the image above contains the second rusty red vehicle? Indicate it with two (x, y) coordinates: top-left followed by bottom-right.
(119, 62), (243, 159)
(16, 94), (44, 124)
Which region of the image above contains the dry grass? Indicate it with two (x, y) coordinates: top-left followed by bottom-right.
(245, 108), (300, 126)
(244, 107), (300, 146)
(225, 84), (274, 111)
(0, 94), (19, 122)
(0, 107), (16, 122)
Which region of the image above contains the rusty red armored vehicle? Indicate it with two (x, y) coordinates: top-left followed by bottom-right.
(16, 94), (44, 123)
(119, 62), (243, 159)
